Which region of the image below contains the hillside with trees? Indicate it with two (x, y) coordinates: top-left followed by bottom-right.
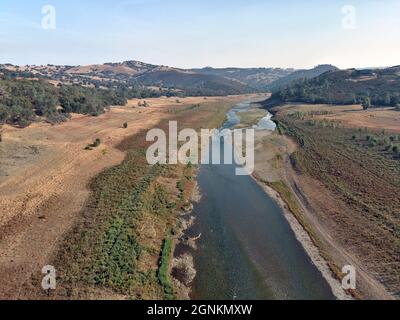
(0, 61), (256, 96)
(269, 66), (400, 108)
(0, 70), (168, 127)
(133, 69), (253, 96)
(266, 65), (339, 92)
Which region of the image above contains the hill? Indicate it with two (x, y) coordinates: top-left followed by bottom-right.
(266, 64), (338, 91)
(190, 67), (294, 90)
(0, 68), (170, 127)
(134, 69), (252, 95)
(269, 66), (400, 108)
(67, 61), (254, 95)
(0, 61), (255, 96)
(65, 60), (160, 76)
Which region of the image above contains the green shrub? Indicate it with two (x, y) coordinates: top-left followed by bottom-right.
(86, 138), (101, 149)
(385, 144), (393, 151)
(362, 97), (371, 110)
(382, 137), (390, 146)
(369, 137), (378, 147)
(158, 235), (175, 300)
(94, 138), (101, 147)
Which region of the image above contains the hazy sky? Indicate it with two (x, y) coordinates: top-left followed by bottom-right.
(1, 0), (399, 69)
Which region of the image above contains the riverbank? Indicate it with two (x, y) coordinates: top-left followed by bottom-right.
(232, 104), (351, 299)
(256, 103), (397, 300)
(252, 177), (351, 300)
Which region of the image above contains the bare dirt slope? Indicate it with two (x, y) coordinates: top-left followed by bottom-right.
(253, 104), (398, 299)
(253, 131), (393, 300)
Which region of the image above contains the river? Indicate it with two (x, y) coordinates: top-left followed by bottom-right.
(181, 101), (335, 300)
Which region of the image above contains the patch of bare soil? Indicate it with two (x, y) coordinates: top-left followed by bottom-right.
(126, 95), (238, 109)
(276, 103), (400, 133)
(317, 107), (400, 133)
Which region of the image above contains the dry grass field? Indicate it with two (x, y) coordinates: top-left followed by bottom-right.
(276, 104), (400, 133)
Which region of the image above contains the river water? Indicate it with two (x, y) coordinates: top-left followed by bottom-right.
(185, 101), (335, 300)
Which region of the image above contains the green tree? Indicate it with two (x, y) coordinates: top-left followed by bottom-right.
(362, 97), (371, 110)
(384, 92), (391, 105)
(94, 138), (101, 147)
(0, 104), (9, 123)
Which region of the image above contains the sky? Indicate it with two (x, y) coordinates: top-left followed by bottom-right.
(0, 0), (399, 69)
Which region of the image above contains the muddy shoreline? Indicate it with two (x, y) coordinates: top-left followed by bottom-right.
(170, 180), (202, 300)
(251, 177), (352, 300)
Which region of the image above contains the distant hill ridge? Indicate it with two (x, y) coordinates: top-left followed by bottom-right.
(269, 65), (400, 108)
(266, 64), (339, 91)
(190, 66), (295, 90)
(1, 60), (340, 95)
(63, 60), (298, 92)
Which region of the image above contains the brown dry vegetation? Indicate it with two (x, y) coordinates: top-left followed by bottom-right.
(0, 105), (162, 299)
(277, 104), (400, 133)
(265, 104), (400, 299)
